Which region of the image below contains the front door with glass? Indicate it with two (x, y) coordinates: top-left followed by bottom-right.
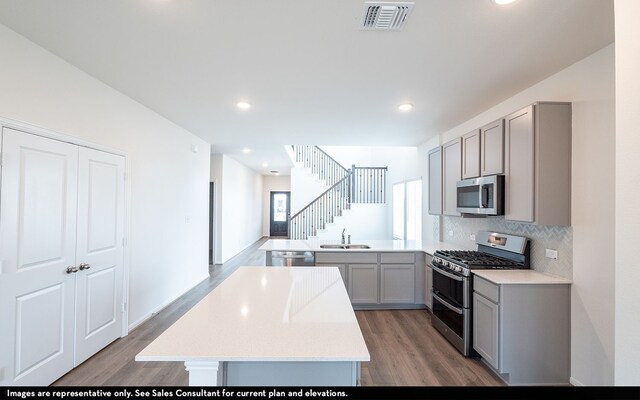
(270, 191), (290, 237)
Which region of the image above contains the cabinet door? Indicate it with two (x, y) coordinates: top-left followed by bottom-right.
(427, 147), (442, 215)
(442, 138), (462, 216)
(504, 105), (534, 222)
(473, 293), (500, 370)
(425, 265), (433, 309)
(316, 263), (347, 289)
(0, 128), (78, 385)
(481, 119), (505, 176)
(462, 130), (480, 179)
(75, 148), (126, 365)
(380, 265), (415, 304)
(348, 264), (378, 304)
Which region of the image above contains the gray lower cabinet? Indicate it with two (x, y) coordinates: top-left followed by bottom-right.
(472, 276), (570, 385)
(473, 293), (499, 370)
(380, 264), (415, 304)
(425, 264), (433, 309)
(348, 264), (378, 304)
(315, 263), (347, 289)
(315, 251), (424, 309)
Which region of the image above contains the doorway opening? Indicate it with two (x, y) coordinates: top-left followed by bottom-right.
(209, 181), (215, 265)
(269, 191), (290, 237)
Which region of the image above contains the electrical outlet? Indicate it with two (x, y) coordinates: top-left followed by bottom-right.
(470, 234), (476, 241)
(545, 248), (558, 260)
(448, 230), (454, 237)
(185, 215), (191, 224)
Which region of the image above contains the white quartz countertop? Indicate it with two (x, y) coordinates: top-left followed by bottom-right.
(136, 267), (370, 362)
(258, 239), (460, 255)
(473, 269), (572, 285)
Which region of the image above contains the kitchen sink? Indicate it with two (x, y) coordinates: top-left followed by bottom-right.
(319, 244), (371, 249)
(344, 244), (370, 249)
(319, 244), (346, 249)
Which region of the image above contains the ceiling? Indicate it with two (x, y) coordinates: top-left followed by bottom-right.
(0, 0), (614, 174)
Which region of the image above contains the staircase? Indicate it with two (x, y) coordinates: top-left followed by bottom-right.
(289, 145), (387, 240)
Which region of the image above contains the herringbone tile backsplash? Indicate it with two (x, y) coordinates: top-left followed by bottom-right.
(433, 216), (573, 279)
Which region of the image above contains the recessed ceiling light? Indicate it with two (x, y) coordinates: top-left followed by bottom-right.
(270, 170), (279, 175)
(491, 0), (517, 5)
(398, 103), (414, 112)
(236, 101), (251, 110)
(242, 147), (251, 153)
(262, 162), (269, 167)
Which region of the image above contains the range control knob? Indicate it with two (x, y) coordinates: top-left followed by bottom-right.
(442, 261), (449, 268)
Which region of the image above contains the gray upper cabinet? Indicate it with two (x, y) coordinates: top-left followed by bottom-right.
(442, 138), (462, 216)
(462, 129), (481, 179)
(505, 102), (571, 225)
(480, 119), (505, 176)
(427, 147), (442, 215)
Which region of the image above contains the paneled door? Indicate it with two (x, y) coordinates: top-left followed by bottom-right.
(0, 128), (78, 385)
(74, 147), (125, 365)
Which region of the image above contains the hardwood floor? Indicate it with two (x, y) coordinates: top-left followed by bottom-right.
(54, 238), (502, 386)
(357, 310), (502, 386)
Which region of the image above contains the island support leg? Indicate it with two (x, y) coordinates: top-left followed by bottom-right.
(184, 361), (221, 386)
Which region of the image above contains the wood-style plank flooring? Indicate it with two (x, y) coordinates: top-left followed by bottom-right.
(54, 238), (502, 386)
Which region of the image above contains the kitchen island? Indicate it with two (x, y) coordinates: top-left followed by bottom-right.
(136, 267), (369, 386)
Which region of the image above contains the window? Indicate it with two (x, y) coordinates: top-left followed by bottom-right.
(392, 179), (422, 241)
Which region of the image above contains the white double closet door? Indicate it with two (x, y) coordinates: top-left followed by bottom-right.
(0, 127), (125, 385)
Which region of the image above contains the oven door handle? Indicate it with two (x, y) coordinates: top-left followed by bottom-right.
(433, 292), (464, 315)
(431, 264), (464, 282)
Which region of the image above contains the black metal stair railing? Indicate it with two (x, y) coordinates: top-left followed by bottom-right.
(350, 165), (388, 204)
(288, 174), (351, 240)
(292, 145), (350, 188)
(289, 146), (388, 239)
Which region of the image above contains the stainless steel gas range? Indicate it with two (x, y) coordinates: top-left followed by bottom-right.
(430, 231), (531, 356)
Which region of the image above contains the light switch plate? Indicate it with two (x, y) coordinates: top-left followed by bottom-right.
(545, 248), (558, 260)
(470, 234), (476, 241)
(448, 230), (454, 237)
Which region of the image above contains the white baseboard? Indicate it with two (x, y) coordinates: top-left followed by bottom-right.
(128, 273), (210, 332)
(569, 376), (584, 386)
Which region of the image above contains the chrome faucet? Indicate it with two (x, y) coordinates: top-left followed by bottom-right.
(341, 229), (346, 244)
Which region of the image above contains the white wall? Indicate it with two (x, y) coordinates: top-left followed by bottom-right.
(315, 204), (390, 240)
(262, 175), (291, 236)
(0, 24), (211, 329)
(320, 146), (421, 239)
(210, 154), (223, 264)
(290, 166), (329, 215)
(219, 155), (263, 263)
(614, 0), (640, 385)
(420, 44), (616, 385)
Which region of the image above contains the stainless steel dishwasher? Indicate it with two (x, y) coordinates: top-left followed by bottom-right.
(267, 251), (315, 266)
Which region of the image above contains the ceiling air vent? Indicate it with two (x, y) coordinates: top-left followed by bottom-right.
(360, 2), (414, 31)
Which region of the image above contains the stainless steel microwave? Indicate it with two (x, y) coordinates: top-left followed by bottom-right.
(456, 175), (504, 215)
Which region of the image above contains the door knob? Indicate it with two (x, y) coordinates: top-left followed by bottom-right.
(78, 263), (91, 271)
(66, 266), (78, 274)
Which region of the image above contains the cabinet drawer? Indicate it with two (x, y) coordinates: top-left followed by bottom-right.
(380, 252), (415, 264)
(315, 252), (377, 264)
(474, 276), (500, 303)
